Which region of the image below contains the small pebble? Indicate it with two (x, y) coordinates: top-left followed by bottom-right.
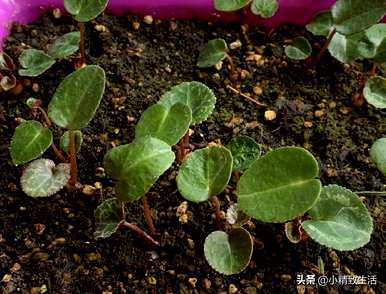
(314, 110), (324, 117)
(230, 40), (242, 50)
(132, 21), (140, 30)
(264, 110), (276, 121)
(1, 274), (12, 283)
(240, 69), (250, 79)
(32, 83), (40, 92)
(95, 24), (108, 32)
(303, 121), (313, 128)
(82, 185), (96, 196)
(253, 85), (263, 95)
(215, 61), (223, 71)
(229, 284), (238, 293)
(143, 15), (153, 25)
(281, 274), (292, 282)
(203, 278), (211, 289)
(148, 276), (157, 285)
(10, 263), (21, 272)
(34, 223), (46, 235)
(52, 8), (61, 19)
(188, 277), (197, 288)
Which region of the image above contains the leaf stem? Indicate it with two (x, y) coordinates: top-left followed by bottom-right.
(120, 221), (160, 246)
(38, 107), (51, 128)
(79, 22), (86, 67)
(224, 53), (238, 82)
(51, 143), (67, 163)
(141, 195), (156, 235)
(211, 195), (222, 230)
(176, 132), (190, 162)
(68, 130), (78, 188)
(370, 63), (377, 77)
(314, 28), (336, 65)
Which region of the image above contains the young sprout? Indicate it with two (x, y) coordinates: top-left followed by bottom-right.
(64, 0), (109, 66)
(18, 32), (81, 76)
(370, 138), (386, 173)
(284, 37), (312, 60)
(214, 0), (279, 18)
(0, 52), (17, 92)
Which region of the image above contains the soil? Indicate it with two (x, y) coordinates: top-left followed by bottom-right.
(1, 11), (386, 294)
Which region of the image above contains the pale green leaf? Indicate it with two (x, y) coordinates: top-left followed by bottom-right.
(176, 146), (233, 202)
(197, 39), (228, 68)
(135, 103), (192, 146)
(204, 228), (253, 275)
(48, 32), (80, 59)
(358, 24), (386, 63)
(64, 0), (82, 15)
(48, 65), (106, 130)
(226, 135), (261, 172)
(213, 0), (251, 12)
(65, 0), (109, 22)
(363, 76), (386, 108)
(306, 10), (333, 36)
(251, 0), (278, 18)
(18, 49), (56, 77)
(331, 0), (386, 35)
(60, 130), (83, 153)
(158, 81), (216, 125)
(10, 121), (53, 166)
(285, 37), (312, 60)
(21, 159), (70, 197)
(328, 31), (364, 63)
(302, 185), (373, 251)
(238, 147), (321, 222)
(104, 137), (175, 202)
(94, 198), (121, 238)
(370, 138), (386, 173)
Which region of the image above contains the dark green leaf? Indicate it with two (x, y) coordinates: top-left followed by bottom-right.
(358, 24), (386, 63)
(18, 49), (56, 77)
(370, 138), (386, 173)
(363, 76), (386, 108)
(65, 0), (109, 22)
(328, 31), (364, 63)
(60, 130), (83, 153)
(226, 135), (261, 172)
(285, 37), (312, 60)
(94, 198), (121, 238)
(213, 0), (251, 12)
(48, 32), (80, 59)
(197, 39), (228, 68)
(306, 10), (333, 36)
(250, 0), (278, 18)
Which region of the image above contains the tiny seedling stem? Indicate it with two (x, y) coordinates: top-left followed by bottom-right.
(68, 130), (78, 187)
(370, 63), (377, 77)
(211, 195), (222, 230)
(120, 221), (160, 246)
(51, 143), (67, 162)
(39, 107), (52, 128)
(224, 53), (238, 82)
(177, 132), (190, 162)
(79, 22), (86, 67)
(314, 28), (336, 65)
(141, 195), (156, 235)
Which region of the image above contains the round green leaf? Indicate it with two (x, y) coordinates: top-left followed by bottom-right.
(363, 76), (386, 109)
(251, 0), (278, 18)
(331, 0), (386, 35)
(94, 198), (121, 239)
(104, 137), (175, 202)
(18, 49), (56, 77)
(226, 135), (261, 172)
(284, 37), (312, 60)
(204, 228), (253, 275)
(213, 0), (251, 12)
(197, 39), (228, 68)
(135, 103), (192, 146)
(306, 10), (333, 36)
(60, 130), (83, 153)
(65, 0), (109, 22)
(48, 65), (106, 130)
(11, 121), (53, 166)
(358, 24), (386, 63)
(48, 32), (81, 59)
(21, 159), (70, 197)
(328, 31), (364, 63)
(302, 185), (373, 251)
(158, 81), (216, 125)
(176, 146), (233, 203)
(370, 138), (386, 173)
(238, 147), (321, 223)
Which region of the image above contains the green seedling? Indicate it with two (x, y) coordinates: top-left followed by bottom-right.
(226, 135), (261, 173)
(284, 37), (312, 60)
(214, 0), (279, 18)
(197, 39), (238, 81)
(0, 52), (17, 92)
(18, 32), (80, 77)
(64, 0), (109, 66)
(370, 138), (386, 173)
(10, 65), (106, 197)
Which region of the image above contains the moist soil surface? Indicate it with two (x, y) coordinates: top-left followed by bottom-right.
(1, 11), (386, 294)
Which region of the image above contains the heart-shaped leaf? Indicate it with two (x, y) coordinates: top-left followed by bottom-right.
(328, 31), (364, 63)
(60, 130), (83, 153)
(18, 49), (56, 77)
(285, 37), (312, 60)
(197, 39), (228, 68)
(204, 228), (253, 275)
(226, 135), (260, 172)
(94, 198), (121, 238)
(48, 65), (106, 130)
(251, 0), (278, 18)
(358, 24), (386, 63)
(158, 81), (216, 125)
(48, 32), (81, 59)
(306, 10), (333, 36)
(176, 146), (233, 202)
(238, 147), (321, 223)
(11, 121), (53, 166)
(331, 0), (386, 35)
(0, 75), (16, 91)
(104, 137), (175, 202)
(213, 0), (251, 12)
(363, 76), (386, 109)
(21, 159), (70, 197)
(135, 103), (192, 146)
(64, 0), (109, 22)
(370, 138), (386, 173)
(302, 185), (373, 251)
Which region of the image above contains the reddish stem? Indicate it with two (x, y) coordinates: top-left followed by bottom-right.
(314, 28), (336, 65)
(141, 195), (156, 235)
(79, 22), (86, 67)
(39, 107), (51, 128)
(68, 130), (78, 188)
(176, 132), (190, 162)
(225, 53), (238, 82)
(211, 196), (222, 230)
(51, 143), (67, 162)
(370, 63), (377, 77)
(120, 222), (160, 246)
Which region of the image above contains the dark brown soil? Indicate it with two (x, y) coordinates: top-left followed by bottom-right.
(1, 11), (385, 294)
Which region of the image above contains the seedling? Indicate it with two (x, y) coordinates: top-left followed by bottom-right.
(370, 138), (386, 173)
(64, 0), (109, 66)
(0, 52), (17, 92)
(18, 32), (80, 76)
(284, 37), (312, 60)
(197, 39), (238, 81)
(10, 65), (106, 197)
(214, 0), (279, 18)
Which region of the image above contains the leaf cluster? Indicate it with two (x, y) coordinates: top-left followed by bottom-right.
(214, 0), (279, 19)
